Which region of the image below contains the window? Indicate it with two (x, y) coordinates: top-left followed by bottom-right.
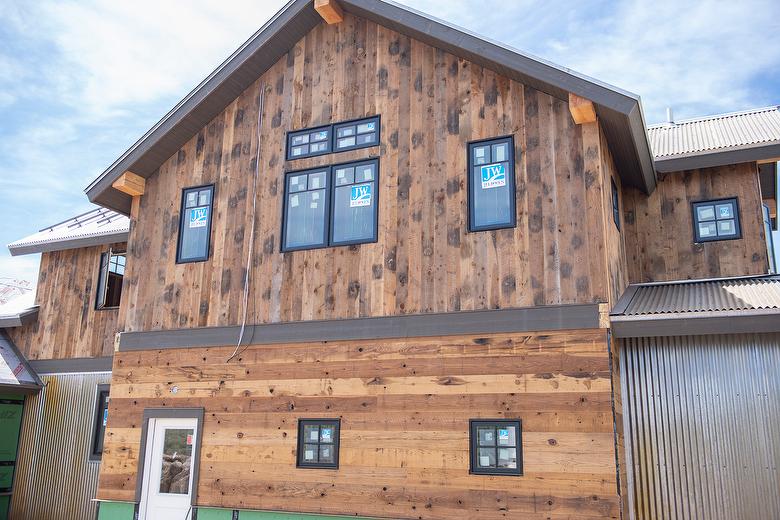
(283, 167), (330, 251)
(333, 116), (380, 152)
(764, 204), (777, 274)
(469, 419), (522, 476)
(287, 125), (332, 160)
(89, 384), (110, 461)
(282, 159), (379, 251)
(611, 178), (621, 231)
(95, 250), (125, 309)
(177, 185), (214, 263)
(286, 116), (380, 160)
(297, 419), (340, 469)
(692, 197), (741, 242)
(467, 136), (516, 231)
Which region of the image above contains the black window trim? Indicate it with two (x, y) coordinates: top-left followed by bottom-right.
(285, 115), (381, 161)
(88, 383), (110, 462)
(176, 184), (215, 264)
(611, 177), (621, 231)
(280, 166), (332, 252)
(296, 418), (341, 469)
(281, 157), (380, 252)
(95, 248), (125, 311)
(469, 418), (523, 476)
(467, 135), (517, 232)
(691, 196), (742, 243)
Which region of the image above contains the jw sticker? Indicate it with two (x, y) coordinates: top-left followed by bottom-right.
(189, 207), (209, 228)
(498, 429), (510, 442)
(350, 183), (372, 207)
(480, 163), (506, 189)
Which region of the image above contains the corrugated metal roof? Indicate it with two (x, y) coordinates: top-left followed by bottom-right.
(8, 207), (129, 256)
(614, 275), (780, 316)
(648, 105), (780, 159)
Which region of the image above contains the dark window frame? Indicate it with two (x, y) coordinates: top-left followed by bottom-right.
(285, 124), (333, 161)
(280, 166), (332, 252)
(469, 419), (523, 476)
(95, 249), (125, 310)
(285, 116), (381, 161)
(691, 197), (742, 243)
(281, 158), (380, 252)
(88, 384), (110, 462)
(467, 135), (517, 232)
(611, 177), (621, 231)
(176, 184), (215, 264)
(332, 115), (381, 153)
(296, 418), (341, 469)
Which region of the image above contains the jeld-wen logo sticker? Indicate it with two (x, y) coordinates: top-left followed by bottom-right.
(350, 183), (372, 207)
(480, 163), (506, 189)
(189, 207), (208, 228)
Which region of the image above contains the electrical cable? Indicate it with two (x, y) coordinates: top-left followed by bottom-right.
(226, 84), (265, 363)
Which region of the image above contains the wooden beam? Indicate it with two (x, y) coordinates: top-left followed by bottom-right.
(314, 0), (344, 24)
(112, 171), (145, 197)
(568, 93), (597, 124)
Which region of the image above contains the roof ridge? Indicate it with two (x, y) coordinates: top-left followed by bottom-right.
(648, 105), (780, 130)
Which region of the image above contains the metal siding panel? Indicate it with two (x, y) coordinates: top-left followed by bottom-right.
(11, 372), (111, 519)
(621, 333), (780, 519)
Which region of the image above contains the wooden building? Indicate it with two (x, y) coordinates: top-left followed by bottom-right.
(4, 1), (780, 519)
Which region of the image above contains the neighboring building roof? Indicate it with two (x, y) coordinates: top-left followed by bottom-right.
(0, 292), (38, 328)
(0, 330), (42, 394)
(8, 207), (129, 257)
(611, 275), (780, 338)
(649, 106), (780, 172)
(85, 0), (656, 215)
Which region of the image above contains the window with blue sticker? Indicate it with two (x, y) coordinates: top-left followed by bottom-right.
(468, 136), (516, 231)
(692, 197), (741, 242)
(282, 159), (379, 252)
(177, 185), (214, 263)
(470, 419), (522, 475)
(333, 116), (380, 152)
(286, 126), (332, 160)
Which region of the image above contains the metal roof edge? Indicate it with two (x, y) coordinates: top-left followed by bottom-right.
(8, 230), (129, 257)
(0, 307), (39, 328)
(647, 105), (780, 129)
(611, 308), (780, 338)
(655, 140), (780, 173)
(0, 329), (43, 390)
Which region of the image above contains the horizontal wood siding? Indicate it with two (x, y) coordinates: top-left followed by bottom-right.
(8, 244), (125, 359)
(623, 162), (768, 282)
(97, 329), (619, 519)
(119, 14), (615, 333)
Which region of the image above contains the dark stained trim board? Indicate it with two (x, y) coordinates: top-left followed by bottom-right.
(611, 309), (780, 338)
(654, 141), (780, 173)
(119, 304), (602, 351)
(29, 356), (114, 374)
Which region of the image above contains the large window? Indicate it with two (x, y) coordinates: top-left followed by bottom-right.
(282, 159), (379, 251)
(89, 384), (110, 462)
(286, 116), (380, 160)
(95, 250), (125, 310)
(469, 419), (522, 476)
(297, 419), (340, 469)
(692, 197), (741, 242)
(467, 136), (516, 231)
(177, 185), (214, 263)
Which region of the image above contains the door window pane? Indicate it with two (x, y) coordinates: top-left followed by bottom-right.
(159, 428), (194, 494)
(468, 137), (516, 231)
(177, 185), (214, 262)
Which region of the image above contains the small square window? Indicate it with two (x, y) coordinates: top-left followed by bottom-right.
(467, 137), (516, 232)
(692, 198), (741, 242)
(297, 419), (340, 469)
(470, 420), (522, 476)
(177, 185), (214, 263)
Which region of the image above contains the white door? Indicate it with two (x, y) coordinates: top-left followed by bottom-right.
(139, 417), (197, 520)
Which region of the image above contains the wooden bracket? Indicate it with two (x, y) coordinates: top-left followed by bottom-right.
(314, 0), (344, 24)
(569, 93), (597, 124)
(112, 171), (146, 197)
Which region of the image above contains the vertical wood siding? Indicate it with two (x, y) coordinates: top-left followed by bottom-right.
(8, 244), (125, 359)
(118, 15), (618, 333)
(97, 329), (620, 519)
(622, 163), (768, 283)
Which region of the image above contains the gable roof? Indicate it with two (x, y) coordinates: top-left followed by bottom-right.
(8, 207), (129, 256)
(85, 0), (656, 215)
(649, 106), (780, 172)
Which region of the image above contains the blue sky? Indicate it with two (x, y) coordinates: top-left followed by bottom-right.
(1, 0), (779, 285)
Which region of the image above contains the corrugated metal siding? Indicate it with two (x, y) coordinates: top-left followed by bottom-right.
(621, 276), (780, 316)
(648, 105), (780, 158)
(620, 334), (780, 520)
(11, 372), (110, 520)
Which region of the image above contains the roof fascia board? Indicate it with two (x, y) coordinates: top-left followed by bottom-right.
(8, 231), (129, 257)
(655, 141), (780, 173)
(0, 307), (39, 328)
(611, 309), (780, 338)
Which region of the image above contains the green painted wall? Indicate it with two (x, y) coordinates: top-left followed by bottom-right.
(0, 393), (24, 520)
(97, 501), (135, 520)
